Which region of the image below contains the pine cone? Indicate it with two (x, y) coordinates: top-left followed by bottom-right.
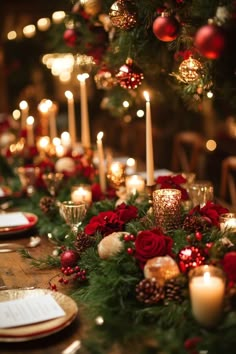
(182, 215), (210, 233)
(39, 196), (57, 216)
(164, 275), (188, 304)
(136, 278), (164, 304)
(74, 232), (95, 255)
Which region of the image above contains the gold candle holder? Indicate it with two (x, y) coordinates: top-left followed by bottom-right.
(219, 213), (236, 232)
(153, 188), (181, 232)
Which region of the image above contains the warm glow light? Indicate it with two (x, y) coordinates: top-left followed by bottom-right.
(37, 18), (51, 31)
(126, 158), (135, 167)
(38, 99), (52, 113)
(23, 24), (36, 38)
(206, 139), (217, 151)
(203, 272), (211, 283)
(207, 91), (214, 98)
(123, 101), (129, 108)
(61, 131), (71, 142)
(77, 73), (90, 81)
(97, 131), (104, 140)
(26, 116), (34, 125)
(7, 31), (17, 40)
(52, 11), (66, 24)
(12, 109), (21, 120)
(123, 115), (132, 123)
(143, 91), (150, 102)
(136, 109), (144, 118)
(52, 137), (61, 146)
(38, 136), (50, 149)
(19, 100), (28, 110)
(59, 72), (71, 82)
(65, 90), (73, 100)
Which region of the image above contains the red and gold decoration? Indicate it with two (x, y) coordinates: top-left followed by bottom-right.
(109, 0), (138, 30)
(94, 66), (117, 90)
(72, 0), (102, 17)
(144, 255), (180, 286)
(116, 58), (144, 90)
(178, 246), (206, 273)
(194, 21), (226, 59)
(152, 12), (180, 42)
(178, 57), (203, 83)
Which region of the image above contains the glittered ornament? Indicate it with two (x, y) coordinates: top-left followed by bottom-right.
(109, 0), (137, 30)
(153, 12), (180, 42)
(194, 22), (226, 59)
(178, 246), (206, 273)
(98, 232), (126, 259)
(179, 57), (203, 83)
(94, 67), (117, 90)
(116, 58), (144, 90)
(63, 28), (78, 47)
(60, 250), (78, 267)
(144, 255), (180, 286)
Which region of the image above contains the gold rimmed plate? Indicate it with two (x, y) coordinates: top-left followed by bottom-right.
(0, 212), (38, 236)
(0, 288), (78, 342)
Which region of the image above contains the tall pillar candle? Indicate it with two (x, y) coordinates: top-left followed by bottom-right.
(19, 100), (29, 130)
(97, 132), (106, 193)
(26, 116), (34, 146)
(65, 91), (76, 147)
(78, 73), (91, 148)
(49, 101), (58, 140)
(143, 91), (154, 186)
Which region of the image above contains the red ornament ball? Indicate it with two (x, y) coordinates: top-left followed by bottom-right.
(60, 250), (78, 267)
(178, 246), (206, 272)
(116, 58), (144, 89)
(63, 29), (78, 47)
(194, 23), (225, 59)
(153, 13), (180, 42)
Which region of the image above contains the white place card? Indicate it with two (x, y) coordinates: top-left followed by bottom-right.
(0, 294), (65, 328)
(0, 212), (29, 228)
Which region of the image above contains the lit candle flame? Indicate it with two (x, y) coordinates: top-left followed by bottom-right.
(77, 73), (89, 82)
(65, 90), (73, 99)
(97, 131), (104, 140)
(143, 91), (150, 102)
(26, 116), (34, 125)
(203, 271), (211, 283)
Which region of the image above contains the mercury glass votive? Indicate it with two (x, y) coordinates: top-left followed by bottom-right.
(189, 265), (226, 327)
(219, 213), (236, 232)
(152, 188), (182, 232)
(125, 174), (145, 195)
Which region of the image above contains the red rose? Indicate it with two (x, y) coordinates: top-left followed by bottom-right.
(156, 174), (189, 200)
(135, 228), (173, 268)
(189, 201), (229, 228)
(115, 203), (138, 223)
(184, 336), (202, 354)
(222, 251), (236, 283)
(84, 211), (124, 236)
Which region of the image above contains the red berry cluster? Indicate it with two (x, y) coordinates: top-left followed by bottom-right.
(49, 265), (87, 291)
(123, 234), (136, 255)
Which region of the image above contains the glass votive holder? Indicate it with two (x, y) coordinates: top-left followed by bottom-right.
(189, 265), (226, 328)
(152, 188), (182, 232)
(107, 161), (125, 188)
(125, 174), (145, 195)
(71, 184), (92, 205)
(188, 180), (214, 208)
(219, 213), (236, 232)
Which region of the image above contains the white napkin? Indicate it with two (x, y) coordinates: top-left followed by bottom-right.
(0, 294), (65, 328)
(0, 212), (29, 228)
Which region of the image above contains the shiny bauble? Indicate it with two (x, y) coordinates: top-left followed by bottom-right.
(63, 28), (78, 47)
(153, 12), (180, 42)
(109, 0), (137, 30)
(179, 57), (203, 83)
(55, 157), (75, 173)
(116, 58), (144, 90)
(98, 232), (127, 259)
(60, 250), (78, 267)
(178, 246), (206, 273)
(194, 23), (226, 59)
(144, 255), (180, 286)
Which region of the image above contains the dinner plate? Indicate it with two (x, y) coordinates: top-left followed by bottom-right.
(0, 288), (78, 342)
(0, 212), (38, 236)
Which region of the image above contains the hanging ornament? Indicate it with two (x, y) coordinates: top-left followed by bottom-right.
(63, 28), (79, 47)
(153, 12), (180, 42)
(60, 250), (78, 267)
(72, 0), (102, 16)
(178, 57), (203, 83)
(94, 66), (117, 90)
(194, 21), (226, 59)
(178, 246), (206, 273)
(116, 58), (144, 90)
(109, 0), (138, 30)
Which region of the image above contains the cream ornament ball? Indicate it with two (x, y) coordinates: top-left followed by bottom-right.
(98, 232), (128, 259)
(55, 157), (76, 173)
(144, 255), (180, 286)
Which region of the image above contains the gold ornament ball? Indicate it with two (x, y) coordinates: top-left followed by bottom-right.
(144, 255), (180, 286)
(109, 0), (137, 30)
(179, 57), (202, 83)
(98, 232), (127, 259)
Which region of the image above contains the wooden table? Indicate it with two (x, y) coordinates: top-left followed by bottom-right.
(0, 230), (83, 354)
